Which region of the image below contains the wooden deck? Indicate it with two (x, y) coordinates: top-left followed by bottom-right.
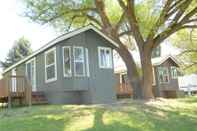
(116, 83), (133, 98)
(0, 75), (32, 108)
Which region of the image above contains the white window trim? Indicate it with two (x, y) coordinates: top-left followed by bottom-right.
(85, 48), (90, 77)
(62, 46), (72, 77)
(171, 66), (178, 79)
(25, 57), (36, 91)
(73, 46), (85, 77)
(158, 67), (169, 84)
(44, 47), (57, 83)
(98, 46), (112, 69)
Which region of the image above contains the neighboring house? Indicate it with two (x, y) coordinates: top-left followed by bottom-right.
(115, 45), (182, 98)
(1, 25), (119, 104)
(178, 74), (197, 95)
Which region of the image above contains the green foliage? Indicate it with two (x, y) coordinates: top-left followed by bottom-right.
(23, 0), (96, 31)
(135, 0), (160, 38)
(0, 37), (32, 69)
(171, 29), (197, 74)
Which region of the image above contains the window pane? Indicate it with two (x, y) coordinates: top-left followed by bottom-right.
(46, 51), (54, 65)
(74, 48), (83, 61)
(75, 62), (84, 75)
(85, 48), (90, 77)
(105, 49), (111, 68)
(64, 47), (71, 76)
(100, 49), (105, 67)
(46, 65), (55, 80)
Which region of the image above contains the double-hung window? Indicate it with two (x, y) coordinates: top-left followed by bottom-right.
(74, 46), (85, 76)
(158, 67), (169, 83)
(45, 47), (57, 83)
(98, 47), (112, 68)
(63, 46), (72, 77)
(171, 66), (178, 79)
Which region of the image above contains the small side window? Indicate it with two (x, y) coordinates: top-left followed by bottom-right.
(98, 47), (112, 68)
(158, 67), (169, 83)
(171, 66), (178, 79)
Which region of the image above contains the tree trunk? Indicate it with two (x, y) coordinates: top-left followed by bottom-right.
(116, 44), (143, 99)
(140, 48), (154, 99)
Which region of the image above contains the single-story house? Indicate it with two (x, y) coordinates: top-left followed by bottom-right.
(1, 25), (119, 104)
(115, 55), (183, 98)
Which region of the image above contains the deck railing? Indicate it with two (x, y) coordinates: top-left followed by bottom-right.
(116, 83), (133, 96)
(0, 75), (32, 108)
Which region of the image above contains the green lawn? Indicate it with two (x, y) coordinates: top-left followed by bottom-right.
(1, 96), (197, 131)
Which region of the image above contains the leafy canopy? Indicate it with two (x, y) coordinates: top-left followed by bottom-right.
(171, 29), (197, 74)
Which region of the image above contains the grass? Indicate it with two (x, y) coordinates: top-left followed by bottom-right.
(1, 96), (197, 131)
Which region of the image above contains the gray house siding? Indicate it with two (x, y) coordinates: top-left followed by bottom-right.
(3, 30), (116, 104)
(154, 58), (179, 97)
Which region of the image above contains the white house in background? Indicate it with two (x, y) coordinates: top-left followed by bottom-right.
(178, 74), (197, 95)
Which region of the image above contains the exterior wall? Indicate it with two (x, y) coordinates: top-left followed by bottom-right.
(3, 30), (116, 104)
(154, 58), (179, 97)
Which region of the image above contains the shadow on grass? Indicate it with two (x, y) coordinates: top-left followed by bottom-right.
(84, 101), (197, 131)
(83, 108), (141, 131)
(178, 96), (197, 103)
(0, 105), (82, 131)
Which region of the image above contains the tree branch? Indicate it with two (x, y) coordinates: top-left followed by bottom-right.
(146, 0), (174, 43)
(180, 6), (197, 24)
(125, 0), (144, 49)
(94, 0), (112, 30)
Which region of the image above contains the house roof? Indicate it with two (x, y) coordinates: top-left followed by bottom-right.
(151, 55), (180, 66)
(2, 25), (119, 74)
(114, 55), (180, 74)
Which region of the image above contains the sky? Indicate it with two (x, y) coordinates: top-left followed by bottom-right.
(0, 1), (59, 65)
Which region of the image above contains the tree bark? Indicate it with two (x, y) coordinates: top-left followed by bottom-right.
(116, 44), (143, 99)
(140, 47), (154, 99)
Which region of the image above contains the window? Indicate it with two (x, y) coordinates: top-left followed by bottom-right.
(171, 66), (178, 79)
(26, 58), (36, 91)
(98, 47), (112, 68)
(74, 47), (85, 76)
(120, 73), (127, 84)
(85, 48), (90, 77)
(152, 45), (161, 58)
(45, 47), (57, 83)
(158, 67), (169, 83)
(63, 46), (71, 77)
(152, 67), (156, 85)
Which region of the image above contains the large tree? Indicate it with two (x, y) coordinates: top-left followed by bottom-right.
(171, 29), (197, 74)
(0, 37), (32, 69)
(22, 0), (197, 99)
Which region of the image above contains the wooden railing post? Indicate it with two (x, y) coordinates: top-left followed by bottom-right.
(25, 78), (32, 107)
